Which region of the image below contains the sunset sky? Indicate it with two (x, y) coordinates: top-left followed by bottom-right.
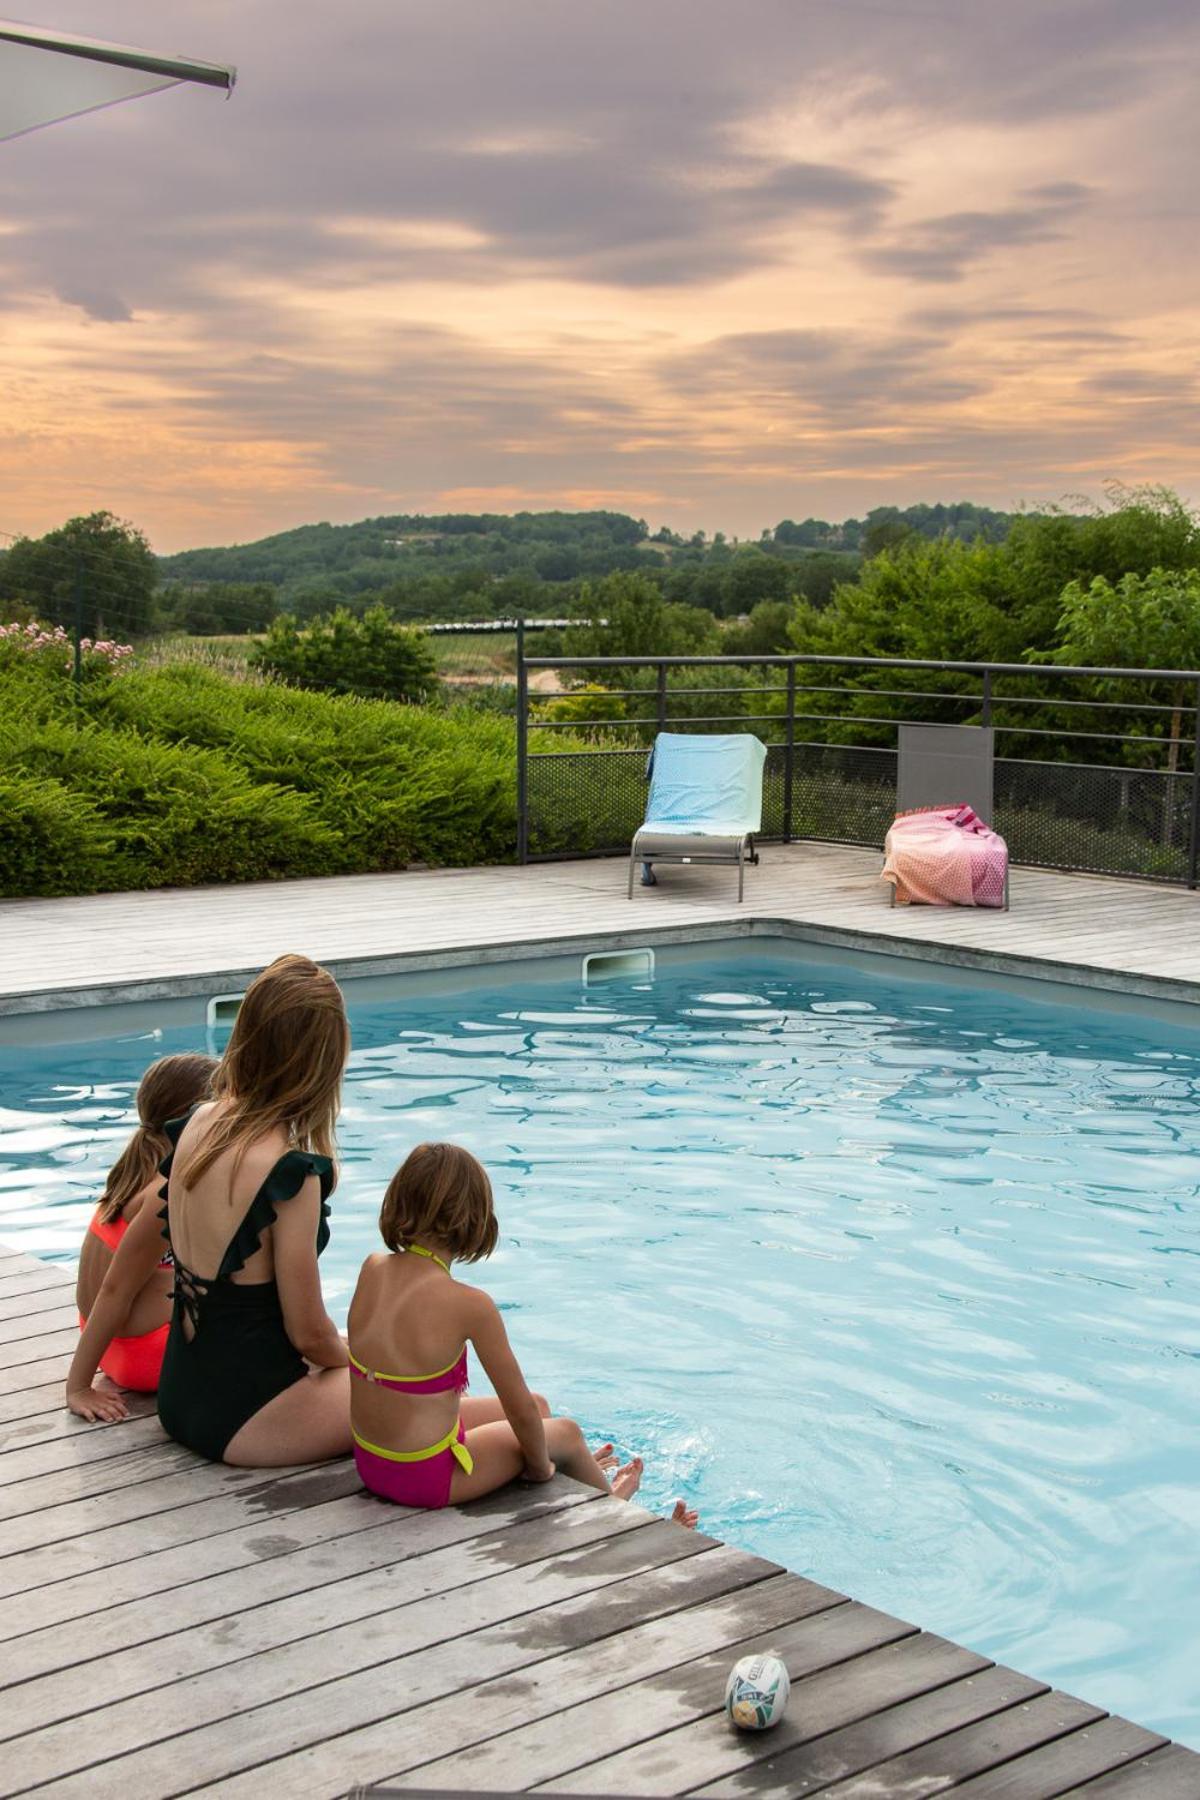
(2, 0), (1198, 552)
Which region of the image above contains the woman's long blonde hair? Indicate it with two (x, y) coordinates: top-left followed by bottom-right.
(183, 954), (349, 1190)
(100, 1053), (217, 1223)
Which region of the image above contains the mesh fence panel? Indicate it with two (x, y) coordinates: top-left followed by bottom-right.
(995, 759), (1192, 882)
(525, 726), (1197, 884)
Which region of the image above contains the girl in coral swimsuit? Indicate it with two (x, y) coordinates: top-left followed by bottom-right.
(67, 1052), (217, 1418)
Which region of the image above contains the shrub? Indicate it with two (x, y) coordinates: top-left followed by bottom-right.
(86, 664), (516, 869)
(0, 713), (337, 890)
(0, 770), (115, 896)
(0, 619), (133, 678)
(252, 606), (439, 702)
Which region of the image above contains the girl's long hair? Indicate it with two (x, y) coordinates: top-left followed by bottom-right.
(182, 954), (349, 1191)
(99, 1053), (218, 1223)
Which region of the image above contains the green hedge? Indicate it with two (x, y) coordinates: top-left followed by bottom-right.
(0, 660), (520, 896)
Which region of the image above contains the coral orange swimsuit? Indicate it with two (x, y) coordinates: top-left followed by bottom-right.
(77, 1209), (172, 1393)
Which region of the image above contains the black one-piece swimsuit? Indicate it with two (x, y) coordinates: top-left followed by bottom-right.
(155, 1115), (333, 1463)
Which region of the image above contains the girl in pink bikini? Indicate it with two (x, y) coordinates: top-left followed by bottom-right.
(348, 1142), (695, 1521)
(67, 1052), (217, 1418)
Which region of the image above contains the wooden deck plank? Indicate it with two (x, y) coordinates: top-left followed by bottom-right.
(0, 1373), (136, 1429)
(0, 1455), (318, 1569)
(1056, 1743), (1200, 1796)
(0, 1496), (649, 1742)
(535, 1633), (987, 1797)
(944, 1716), (1169, 1798)
(1, 1482), (592, 1687)
(197, 1567), (818, 1800)
(0, 1437), (212, 1519)
(0, 1410), (166, 1481)
(0, 1325), (80, 1370)
(691, 1662), (1050, 1798)
(0, 1267), (74, 1301)
(0, 1471), (580, 1646)
(10, 1541), (785, 1796)
(0, 1300), (81, 1341)
(415, 1609), (950, 1795)
(0, 1460), (368, 1605)
(0, 1373), (73, 1420)
(813, 1692), (1112, 1798)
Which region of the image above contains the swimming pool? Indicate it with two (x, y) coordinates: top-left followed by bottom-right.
(2, 941), (1198, 1745)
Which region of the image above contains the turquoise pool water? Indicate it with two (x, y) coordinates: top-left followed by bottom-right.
(2, 948), (1198, 1744)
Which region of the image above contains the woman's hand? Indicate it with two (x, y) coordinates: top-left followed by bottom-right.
(66, 1386), (129, 1423)
(522, 1458), (556, 1484)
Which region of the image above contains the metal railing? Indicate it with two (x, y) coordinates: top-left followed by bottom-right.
(515, 630), (1200, 887)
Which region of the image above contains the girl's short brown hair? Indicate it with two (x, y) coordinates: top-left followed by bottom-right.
(379, 1142), (498, 1263)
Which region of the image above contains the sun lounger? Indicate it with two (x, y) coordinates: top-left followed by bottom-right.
(629, 731), (767, 902)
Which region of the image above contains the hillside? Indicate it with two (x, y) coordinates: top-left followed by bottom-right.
(156, 502), (1025, 606)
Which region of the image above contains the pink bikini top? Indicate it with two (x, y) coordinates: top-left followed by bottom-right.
(348, 1243), (468, 1395)
(348, 1346), (469, 1394)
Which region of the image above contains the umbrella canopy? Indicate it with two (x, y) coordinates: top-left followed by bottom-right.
(0, 19), (234, 141)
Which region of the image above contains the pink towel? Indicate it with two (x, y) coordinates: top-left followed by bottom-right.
(882, 804), (1008, 908)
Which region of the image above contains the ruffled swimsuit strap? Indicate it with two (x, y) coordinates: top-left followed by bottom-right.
(157, 1116), (334, 1331)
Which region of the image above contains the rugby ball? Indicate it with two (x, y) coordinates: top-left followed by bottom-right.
(724, 1652), (790, 1731)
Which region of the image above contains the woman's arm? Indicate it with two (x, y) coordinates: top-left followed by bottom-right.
(272, 1177), (348, 1368)
(65, 1201), (166, 1421)
(466, 1292), (552, 1479)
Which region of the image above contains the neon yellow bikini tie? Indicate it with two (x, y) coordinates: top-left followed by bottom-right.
(405, 1243), (452, 1276)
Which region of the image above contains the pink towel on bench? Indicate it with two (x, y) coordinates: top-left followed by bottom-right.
(882, 804), (1008, 908)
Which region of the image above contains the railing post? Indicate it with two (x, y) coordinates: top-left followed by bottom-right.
(516, 617), (528, 864)
(656, 661), (667, 736)
(981, 668), (993, 727)
(1187, 678), (1200, 889)
(783, 661), (796, 843)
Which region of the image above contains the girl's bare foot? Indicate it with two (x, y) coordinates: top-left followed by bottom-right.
(671, 1499), (699, 1530)
(593, 1441), (617, 1472)
(609, 1456), (644, 1501)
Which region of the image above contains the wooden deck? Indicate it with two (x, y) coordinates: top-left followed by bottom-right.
(2, 852), (1200, 1793)
(3, 842), (1200, 1015)
(2, 1262), (1197, 1798)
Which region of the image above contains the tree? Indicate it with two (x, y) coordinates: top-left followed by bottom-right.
(158, 581), (278, 635)
(561, 572), (720, 662)
(0, 512), (157, 639)
(1055, 568), (1200, 775)
(721, 601), (795, 657)
(862, 518), (913, 559)
(252, 606), (439, 702)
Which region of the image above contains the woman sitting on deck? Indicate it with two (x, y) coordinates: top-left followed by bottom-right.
(66, 1053), (218, 1420)
(349, 1141), (696, 1524)
(153, 953), (353, 1465)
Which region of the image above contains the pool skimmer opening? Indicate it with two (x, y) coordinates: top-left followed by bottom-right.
(582, 948), (655, 985)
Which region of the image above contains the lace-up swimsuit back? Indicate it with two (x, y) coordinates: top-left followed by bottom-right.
(156, 1114), (333, 1462)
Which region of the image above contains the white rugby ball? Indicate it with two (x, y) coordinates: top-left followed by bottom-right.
(724, 1652), (790, 1731)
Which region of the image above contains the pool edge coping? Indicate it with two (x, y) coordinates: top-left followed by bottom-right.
(4, 912), (1200, 1016)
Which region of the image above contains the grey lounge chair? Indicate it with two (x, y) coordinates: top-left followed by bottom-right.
(892, 722), (1009, 908)
(629, 732), (767, 902)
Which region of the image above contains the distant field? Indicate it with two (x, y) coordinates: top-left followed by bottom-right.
(139, 628), (534, 687)
(431, 631), (516, 680)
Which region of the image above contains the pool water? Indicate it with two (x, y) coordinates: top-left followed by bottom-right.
(2, 949), (1199, 1744)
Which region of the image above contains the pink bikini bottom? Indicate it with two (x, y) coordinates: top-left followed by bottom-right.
(353, 1418), (472, 1509)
